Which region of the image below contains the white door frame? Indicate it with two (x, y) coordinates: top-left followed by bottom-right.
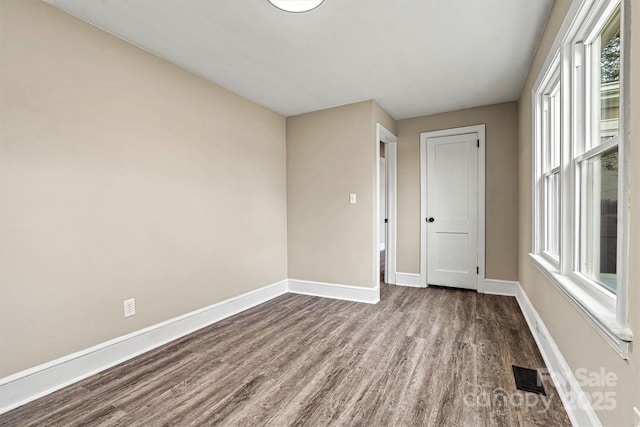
(376, 123), (397, 288)
(419, 124), (485, 290)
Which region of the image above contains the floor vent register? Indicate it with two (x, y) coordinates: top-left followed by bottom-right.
(512, 365), (546, 395)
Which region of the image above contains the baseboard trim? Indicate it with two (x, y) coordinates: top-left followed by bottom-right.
(482, 278), (519, 296)
(395, 272), (424, 288)
(0, 279), (288, 415)
(515, 283), (602, 427)
(288, 279), (379, 304)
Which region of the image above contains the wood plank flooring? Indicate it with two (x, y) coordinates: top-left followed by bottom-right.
(0, 283), (571, 426)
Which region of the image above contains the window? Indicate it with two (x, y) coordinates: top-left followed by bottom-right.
(531, 0), (630, 358)
(578, 147), (618, 292)
(540, 72), (561, 260)
(577, 8), (620, 293)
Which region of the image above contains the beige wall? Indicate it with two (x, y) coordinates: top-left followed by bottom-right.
(518, 1), (640, 426)
(287, 101), (396, 287)
(395, 103), (519, 281)
(0, 0), (288, 377)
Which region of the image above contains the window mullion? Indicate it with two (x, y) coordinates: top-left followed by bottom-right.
(560, 42), (575, 275)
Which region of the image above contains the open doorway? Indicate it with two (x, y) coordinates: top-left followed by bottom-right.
(376, 123), (397, 290)
(380, 143), (387, 283)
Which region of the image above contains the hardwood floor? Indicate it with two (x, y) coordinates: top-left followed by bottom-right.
(1, 283), (571, 426)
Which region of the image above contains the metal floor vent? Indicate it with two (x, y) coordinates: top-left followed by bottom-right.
(512, 365), (546, 395)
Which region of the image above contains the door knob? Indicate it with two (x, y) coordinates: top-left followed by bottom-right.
(428, 217), (435, 223)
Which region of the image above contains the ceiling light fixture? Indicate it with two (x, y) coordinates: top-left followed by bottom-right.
(268, 0), (324, 13)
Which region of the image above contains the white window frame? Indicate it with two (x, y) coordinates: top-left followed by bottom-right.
(530, 0), (631, 358)
(533, 54), (561, 266)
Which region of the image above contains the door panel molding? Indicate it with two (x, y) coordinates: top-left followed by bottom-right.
(420, 124), (486, 291)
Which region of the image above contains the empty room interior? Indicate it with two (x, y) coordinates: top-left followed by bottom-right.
(1, 0), (639, 426)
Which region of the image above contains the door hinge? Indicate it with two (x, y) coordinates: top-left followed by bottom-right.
(477, 139), (480, 148)
(476, 266), (479, 275)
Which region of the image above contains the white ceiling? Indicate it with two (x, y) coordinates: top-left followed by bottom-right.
(47, 0), (554, 119)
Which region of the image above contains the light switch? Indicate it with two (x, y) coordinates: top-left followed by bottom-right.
(349, 193), (357, 204)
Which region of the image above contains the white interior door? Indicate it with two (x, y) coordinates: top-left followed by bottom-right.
(426, 132), (478, 290)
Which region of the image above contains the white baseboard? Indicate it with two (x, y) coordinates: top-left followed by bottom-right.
(395, 272), (424, 288)
(0, 279), (288, 415)
(515, 284), (602, 427)
(482, 278), (519, 296)
(288, 279), (379, 304)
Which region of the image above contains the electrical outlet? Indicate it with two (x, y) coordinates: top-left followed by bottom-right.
(349, 193), (357, 204)
(124, 298), (136, 318)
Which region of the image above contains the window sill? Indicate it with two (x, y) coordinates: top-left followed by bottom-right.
(529, 253), (632, 359)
